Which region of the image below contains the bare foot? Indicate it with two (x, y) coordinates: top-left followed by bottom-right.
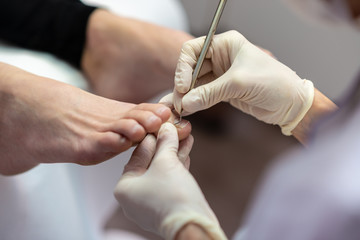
(0, 63), (172, 175)
(81, 9), (193, 103)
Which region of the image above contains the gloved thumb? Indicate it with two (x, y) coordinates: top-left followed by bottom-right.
(122, 134), (157, 176)
(181, 74), (230, 114)
(152, 123), (179, 166)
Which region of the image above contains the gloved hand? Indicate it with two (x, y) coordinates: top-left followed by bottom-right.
(166, 30), (314, 136)
(114, 123), (227, 240)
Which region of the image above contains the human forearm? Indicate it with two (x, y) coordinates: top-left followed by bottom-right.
(175, 223), (214, 240)
(292, 88), (338, 144)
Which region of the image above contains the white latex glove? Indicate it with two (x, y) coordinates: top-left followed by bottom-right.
(166, 30), (314, 136)
(114, 123), (227, 240)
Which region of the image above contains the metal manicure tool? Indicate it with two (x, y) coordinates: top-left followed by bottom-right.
(176, 0), (227, 125)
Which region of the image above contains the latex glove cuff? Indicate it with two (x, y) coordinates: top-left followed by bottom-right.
(280, 79), (315, 136)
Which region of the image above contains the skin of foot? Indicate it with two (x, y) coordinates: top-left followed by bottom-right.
(0, 63), (191, 176)
(81, 9), (193, 103)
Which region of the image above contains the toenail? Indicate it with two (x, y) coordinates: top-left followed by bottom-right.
(132, 124), (143, 134)
(149, 115), (159, 123)
(156, 107), (169, 115)
(119, 136), (127, 144)
(175, 119), (190, 129)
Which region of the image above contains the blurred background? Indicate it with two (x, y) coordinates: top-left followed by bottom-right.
(107, 0), (360, 239)
(182, 0), (360, 100)
(3, 1), (359, 239)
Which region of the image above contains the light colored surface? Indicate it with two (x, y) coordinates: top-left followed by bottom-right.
(0, 1), (189, 239)
(180, 0), (360, 100)
(0, 44), (88, 89)
(82, 0), (189, 32)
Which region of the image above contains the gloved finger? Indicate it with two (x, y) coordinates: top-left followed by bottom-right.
(175, 37), (208, 94)
(184, 156), (191, 170)
(122, 134), (157, 176)
(174, 89), (185, 116)
(159, 92), (186, 118)
(175, 59), (213, 95)
(175, 72), (218, 117)
(159, 91), (191, 118)
(158, 92), (174, 108)
(175, 61), (194, 94)
(182, 72), (231, 114)
(151, 123), (179, 166)
(177, 135), (194, 165)
(159, 93), (185, 120)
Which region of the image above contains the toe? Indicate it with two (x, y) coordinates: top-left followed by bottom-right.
(134, 103), (171, 122)
(111, 119), (146, 142)
(123, 109), (163, 133)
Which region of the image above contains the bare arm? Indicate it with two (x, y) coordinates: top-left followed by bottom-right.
(292, 88), (338, 145)
(176, 224), (213, 240)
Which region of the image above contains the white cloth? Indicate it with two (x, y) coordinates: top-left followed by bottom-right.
(232, 77), (360, 240)
(82, 0), (189, 32)
(0, 1), (189, 240)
